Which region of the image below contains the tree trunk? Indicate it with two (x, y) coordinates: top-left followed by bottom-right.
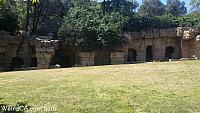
(26, 0), (31, 32)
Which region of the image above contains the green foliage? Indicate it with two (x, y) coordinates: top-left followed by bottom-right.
(58, 0), (127, 50)
(190, 0), (200, 12)
(0, 0), (4, 7)
(32, 0), (39, 4)
(16, 1), (26, 30)
(58, 0), (200, 50)
(123, 14), (179, 31)
(28, 0), (71, 35)
(0, 0), (19, 34)
(139, 0), (165, 16)
(190, 0), (200, 8)
(102, 0), (139, 15)
(178, 13), (200, 28)
(165, 0), (187, 16)
(123, 13), (200, 32)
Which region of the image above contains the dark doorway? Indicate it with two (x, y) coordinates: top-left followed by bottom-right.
(165, 46), (175, 60)
(128, 49), (137, 62)
(146, 46), (153, 62)
(57, 55), (71, 68)
(54, 48), (78, 68)
(30, 57), (38, 67)
(10, 57), (24, 70)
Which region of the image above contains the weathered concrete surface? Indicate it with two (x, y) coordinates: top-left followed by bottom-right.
(121, 28), (182, 62)
(0, 27), (200, 70)
(80, 52), (95, 66)
(110, 52), (125, 64)
(179, 28), (200, 59)
(0, 35), (58, 71)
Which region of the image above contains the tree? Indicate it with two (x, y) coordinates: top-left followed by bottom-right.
(165, 0), (187, 16)
(190, 0), (200, 13)
(102, 0), (139, 15)
(25, 0), (71, 35)
(58, 0), (127, 50)
(0, 0), (19, 34)
(0, 0), (4, 7)
(139, 0), (165, 16)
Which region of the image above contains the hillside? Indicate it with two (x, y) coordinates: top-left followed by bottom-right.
(0, 61), (200, 113)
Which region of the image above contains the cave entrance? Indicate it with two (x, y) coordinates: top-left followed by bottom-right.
(58, 55), (71, 68)
(146, 46), (153, 62)
(10, 57), (24, 70)
(30, 57), (38, 67)
(53, 48), (79, 68)
(165, 46), (175, 60)
(128, 49), (137, 62)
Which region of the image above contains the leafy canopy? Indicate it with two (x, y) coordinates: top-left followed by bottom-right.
(139, 0), (165, 16)
(32, 0), (40, 4)
(0, 0), (19, 33)
(58, 0), (127, 50)
(165, 0), (187, 16)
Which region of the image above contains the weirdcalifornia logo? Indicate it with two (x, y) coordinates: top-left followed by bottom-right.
(0, 105), (57, 112)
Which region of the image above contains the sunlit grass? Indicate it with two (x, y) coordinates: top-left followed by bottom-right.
(0, 61), (200, 113)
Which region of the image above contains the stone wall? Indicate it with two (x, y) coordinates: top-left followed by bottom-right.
(80, 52), (95, 66)
(181, 35), (200, 58)
(178, 27), (200, 59)
(35, 39), (58, 69)
(1, 27), (200, 70)
(121, 28), (182, 62)
(0, 36), (38, 71)
(36, 47), (55, 69)
(94, 49), (111, 65)
(0, 35), (58, 71)
(110, 52), (125, 64)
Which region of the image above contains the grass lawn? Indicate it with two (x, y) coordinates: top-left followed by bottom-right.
(1, 61), (200, 113)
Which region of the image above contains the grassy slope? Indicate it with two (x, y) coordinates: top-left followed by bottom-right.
(0, 61), (200, 113)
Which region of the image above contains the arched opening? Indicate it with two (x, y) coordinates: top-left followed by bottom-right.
(165, 46), (175, 60)
(10, 57), (24, 70)
(30, 57), (38, 67)
(52, 48), (78, 68)
(128, 49), (137, 62)
(146, 46), (153, 62)
(57, 55), (71, 68)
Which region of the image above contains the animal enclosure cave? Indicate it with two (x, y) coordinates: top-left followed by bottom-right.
(165, 46), (175, 60)
(30, 57), (38, 67)
(10, 57), (24, 70)
(146, 46), (153, 62)
(54, 48), (79, 68)
(128, 49), (137, 62)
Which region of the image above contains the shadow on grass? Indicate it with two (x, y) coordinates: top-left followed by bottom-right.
(0, 102), (31, 113)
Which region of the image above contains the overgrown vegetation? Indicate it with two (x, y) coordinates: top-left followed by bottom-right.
(0, 0), (19, 34)
(1, 0), (200, 49)
(58, 0), (127, 50)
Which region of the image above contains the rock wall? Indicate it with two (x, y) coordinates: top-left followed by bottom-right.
(178, 27), (200, 59)
(35, 39), (58, 69)
(80, 52), (95, 66)
(1, 27), (200, 70)
(110, 52), (125, 64)
(0, 36), (38, 71)
(94, 49), (111, 65)
(0, 35), (58, 71)
(120, 28), (182, 62)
